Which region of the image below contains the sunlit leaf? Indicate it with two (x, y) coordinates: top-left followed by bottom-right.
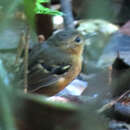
(35, 3), (63, 15)
(37, 0), (50, 3)
(35, 0), (63, 15)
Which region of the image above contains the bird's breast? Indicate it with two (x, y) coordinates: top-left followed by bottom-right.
(56, 55), (82, 89)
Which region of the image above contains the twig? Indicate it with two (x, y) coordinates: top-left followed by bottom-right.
(97, 90), (130, 113)
(15, 32), (26, 65)
(24, 28), (30, 93)
(60, 0), (74, 29)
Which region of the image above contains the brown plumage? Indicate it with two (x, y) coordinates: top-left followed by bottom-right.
(27, 29), (86, 96)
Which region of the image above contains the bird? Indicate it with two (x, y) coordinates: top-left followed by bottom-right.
(27, 29), (87, 96)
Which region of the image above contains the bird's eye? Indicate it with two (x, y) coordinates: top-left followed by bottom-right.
(74, 37), (81, 43)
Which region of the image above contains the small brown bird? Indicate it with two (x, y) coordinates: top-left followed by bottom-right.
(27, 29), (87, 96)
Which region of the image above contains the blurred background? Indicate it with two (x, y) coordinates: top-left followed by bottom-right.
(0, 0), (130, 129)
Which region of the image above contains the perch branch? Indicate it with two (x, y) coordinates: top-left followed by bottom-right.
(60, 0), (74, 29)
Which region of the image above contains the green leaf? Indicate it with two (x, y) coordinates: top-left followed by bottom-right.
(37, 0), (50, 3)
(24, 0), (35, 28)
(35, 3), (63, 15)
(35, 0), (63, 16)
(0, 60), (17, 130)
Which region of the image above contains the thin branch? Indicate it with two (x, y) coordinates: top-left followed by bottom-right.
(60, 0), (74, 29)
(15, 32), (25, 65)
(97, 90), (130, 113)
(24, 28), (30, 93)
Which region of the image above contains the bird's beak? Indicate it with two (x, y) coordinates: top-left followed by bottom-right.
(84, 32), (97, 39)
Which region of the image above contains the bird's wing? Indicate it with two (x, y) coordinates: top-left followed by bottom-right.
(28, 43), (70, 67)
(28, 62), (71, 91)
(28, 43), (71, 91)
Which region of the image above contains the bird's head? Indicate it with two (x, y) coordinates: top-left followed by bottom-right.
(48, 29), (86, 55)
